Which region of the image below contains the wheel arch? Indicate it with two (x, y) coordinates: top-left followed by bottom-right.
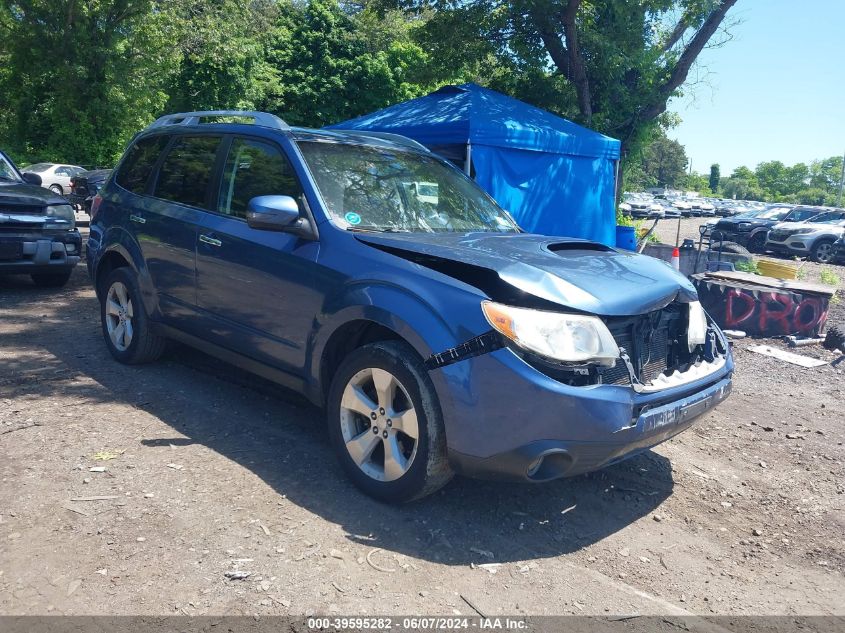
(306, 282), (488, 407)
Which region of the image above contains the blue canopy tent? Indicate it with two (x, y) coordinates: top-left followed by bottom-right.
(327, 83), (622, 245)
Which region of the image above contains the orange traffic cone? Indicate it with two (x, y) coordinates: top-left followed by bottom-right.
(671, 247), (680, 271)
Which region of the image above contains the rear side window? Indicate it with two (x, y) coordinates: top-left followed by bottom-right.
(154, 136), (221, 209)
(217, 138), (303, 219)
(115, 135), (170, 195)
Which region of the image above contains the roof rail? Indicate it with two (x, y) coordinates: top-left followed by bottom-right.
(334, 130), (430, 153)
(148, 110), (290, 132)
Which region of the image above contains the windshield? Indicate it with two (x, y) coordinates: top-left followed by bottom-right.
(0, 152), (21, 182)
(756, 207), (791, 220)
(297, 141), (519, 233)
(24, 163), (52, 173)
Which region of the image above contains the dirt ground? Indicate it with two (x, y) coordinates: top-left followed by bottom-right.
(1, 228), (843, 618)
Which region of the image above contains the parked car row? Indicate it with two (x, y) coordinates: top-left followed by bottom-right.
(619, 191), (761, 220)
(706, 205), (845, 263)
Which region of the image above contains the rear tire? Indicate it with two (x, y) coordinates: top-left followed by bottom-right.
(31, 270), (72, 288)
(100, 267), (166, 364)
(49, 184), (64, 195)
(327, 341), (452, 503)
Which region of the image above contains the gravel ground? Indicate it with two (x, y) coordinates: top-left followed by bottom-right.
(0, 234), (843, 618)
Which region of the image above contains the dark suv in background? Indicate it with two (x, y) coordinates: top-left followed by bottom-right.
(87, 111), (732, 502)
(712, 205), (824, 253)
(0, 149), (81, 287)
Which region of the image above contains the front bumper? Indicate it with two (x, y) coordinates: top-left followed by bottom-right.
(766, 234), (813, 255)
(711, 229), (750, 246)
(438, 345), (733, 483)
(0, 230), (81, 274)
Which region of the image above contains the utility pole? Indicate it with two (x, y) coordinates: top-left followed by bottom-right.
(837, 149), (845, 207)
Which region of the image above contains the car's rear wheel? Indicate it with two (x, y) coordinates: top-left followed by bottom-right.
(100, 267), (165, 364)
(811, 239), (835, 264)
(31, 270), (72, 288)
(327, 341), (452, 502)
(49, 184), (64, 195)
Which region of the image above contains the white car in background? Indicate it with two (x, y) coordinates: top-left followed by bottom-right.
(19, 163), (86, 195)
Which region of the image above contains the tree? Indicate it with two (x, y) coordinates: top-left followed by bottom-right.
(258, 0), (435, 127)
(640, 132), (688, 188)
(709, 163), (720, 193)
(163, 0), (280, 113)
(0, 1), (178, 166)
(398, 0), (739, 159)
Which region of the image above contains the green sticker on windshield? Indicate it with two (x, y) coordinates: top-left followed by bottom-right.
(345, 212), (362, 225)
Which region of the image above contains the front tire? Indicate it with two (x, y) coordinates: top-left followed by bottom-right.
(747, 232), (767, 253)
(100, 267), (165, 364)
(811, 239), (835, 264)
(49, 184), (64, 195)
(327, 341), (452, 503)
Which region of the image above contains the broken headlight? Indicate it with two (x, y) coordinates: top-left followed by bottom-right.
(481, 301), (619, 366)
(687, 300), (708, 352)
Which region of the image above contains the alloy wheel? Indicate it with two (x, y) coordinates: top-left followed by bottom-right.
(339, 367), (419, 482)
(815, 243), (833, 263)
(105, 281), (134, 351)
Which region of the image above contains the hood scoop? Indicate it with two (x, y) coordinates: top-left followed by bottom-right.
(546, 241), (612, 254)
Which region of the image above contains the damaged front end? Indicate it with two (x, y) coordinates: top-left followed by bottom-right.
(427, 300), (730, 394)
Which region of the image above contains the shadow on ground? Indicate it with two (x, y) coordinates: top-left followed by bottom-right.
(1, 269), (674, 565)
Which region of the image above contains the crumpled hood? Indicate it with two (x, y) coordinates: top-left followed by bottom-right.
(0, 182), (65, 207)
(356, 232), (698, 316)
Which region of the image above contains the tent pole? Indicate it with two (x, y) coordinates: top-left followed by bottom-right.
(465, 142), (472, 176)
(614, 159), (620, 202)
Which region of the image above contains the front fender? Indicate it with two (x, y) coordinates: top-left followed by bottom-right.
(305, 279), (490, 403)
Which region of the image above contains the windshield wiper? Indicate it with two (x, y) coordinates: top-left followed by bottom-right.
(345, 226), (411, 233)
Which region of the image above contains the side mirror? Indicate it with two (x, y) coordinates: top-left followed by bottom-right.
(22, 172), (42, 186)
(246, 195), (301, 231)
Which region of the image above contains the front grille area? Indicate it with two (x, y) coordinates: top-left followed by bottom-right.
(768, 230), (788, 242)
(0, 205), (44, 215)
(600, 305), (686, 386)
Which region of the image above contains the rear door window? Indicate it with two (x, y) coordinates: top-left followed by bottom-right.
(154, 136), (222, 209)
(116, 135), (170, 195)
(217, 137), (303, 219)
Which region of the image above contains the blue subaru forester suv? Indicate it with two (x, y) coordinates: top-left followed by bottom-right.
(87, 111), (733, 502)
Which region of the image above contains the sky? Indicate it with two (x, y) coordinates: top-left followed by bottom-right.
(667, 0), (845, 176)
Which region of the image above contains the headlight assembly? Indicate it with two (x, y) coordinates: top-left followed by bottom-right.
(687, 300), (708, 351)
(481, 301), (620, 366)
(45, 204), (76, 226)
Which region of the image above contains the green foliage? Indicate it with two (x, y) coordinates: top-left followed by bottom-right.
(0, 0), (451, 166)
(820, 268), (841, 287)
(709, 163), (720, 193)
(0, 1), (177, 166)
(734, 259), (759, 275)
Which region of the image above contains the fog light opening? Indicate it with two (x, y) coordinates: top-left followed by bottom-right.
(525, 450), (571, 482)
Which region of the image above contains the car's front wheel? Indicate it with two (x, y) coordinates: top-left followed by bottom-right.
(327, 341), (452, 502)
(811, 239), (835, 264)
(100, 267), (166, 364)
(49, 184), (64, 195)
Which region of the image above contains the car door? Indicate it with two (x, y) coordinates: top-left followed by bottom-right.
(194, 135), (320, 375)
(121, 134), (222, 328)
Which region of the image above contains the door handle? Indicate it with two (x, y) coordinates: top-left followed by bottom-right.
(129, 214), (146, 224)
(199, 234), (222, 247)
